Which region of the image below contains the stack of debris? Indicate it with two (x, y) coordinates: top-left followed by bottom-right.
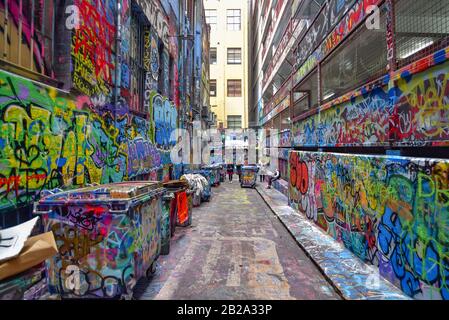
(0, 217), (58, 300)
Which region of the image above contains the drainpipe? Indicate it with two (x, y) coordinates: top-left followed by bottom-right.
(114, 0), (121, 117)
(112, 0), (121, 181)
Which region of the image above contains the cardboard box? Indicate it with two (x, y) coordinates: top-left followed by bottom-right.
(0, 232), (58, 281)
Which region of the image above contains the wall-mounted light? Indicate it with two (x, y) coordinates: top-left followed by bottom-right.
(323, 92), (335, 100)
(399, 39), (434, 59)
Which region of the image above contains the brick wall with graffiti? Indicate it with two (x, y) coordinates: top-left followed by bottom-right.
(289, 150), (449, 300)
(0, 0), (186, 225)
(0, 69), (173, 213)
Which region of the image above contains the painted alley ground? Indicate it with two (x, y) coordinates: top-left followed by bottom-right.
(133, 177), (341, 300)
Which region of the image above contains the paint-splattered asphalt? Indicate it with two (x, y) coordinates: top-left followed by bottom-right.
(134, 178), (340, 300)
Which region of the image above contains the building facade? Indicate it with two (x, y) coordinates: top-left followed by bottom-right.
(250, 0), (449, 300)
(0, 0), (211, 227)
(204, 0), (250, 130)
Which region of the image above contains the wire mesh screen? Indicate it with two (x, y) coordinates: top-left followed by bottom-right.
(292, 69), (318, 118)
(395, 0), (449, 68)
(321, 5), (387, 103)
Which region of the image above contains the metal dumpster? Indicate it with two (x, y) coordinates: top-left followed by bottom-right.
(198, 170), (212, 201)
(161, 180), (192, 255)
(33, 181), (165, 300)
(202, 165), (221, 187)
(219, 165), (226, 182)
(182, 171), (212, 203)
(241, 166), (259, 188)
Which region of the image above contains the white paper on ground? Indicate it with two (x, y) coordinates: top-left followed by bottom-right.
(0, 217), (39, 263)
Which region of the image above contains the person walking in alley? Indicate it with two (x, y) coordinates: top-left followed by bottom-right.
(267, 169), (280, 189)
(258, 161), (267, 182)
(227, 164), (234, 183)
(236, 164), (243, 183)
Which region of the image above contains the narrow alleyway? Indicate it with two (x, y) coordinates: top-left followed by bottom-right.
(134, 177), (340, 300)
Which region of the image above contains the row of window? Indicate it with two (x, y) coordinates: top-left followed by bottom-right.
(0, 0), (174, 115)
(210, 79), (242, 97)
(291, 0), (449, 120)
(210, 47), (242, 65)
(205, 9), (241, 31)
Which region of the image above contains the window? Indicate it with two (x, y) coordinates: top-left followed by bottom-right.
(227, 80), (242, 97)
(210, 79), (217, 97)
(0, 0), (56, 77)
(227, 9), (241, 31)
(205, 9), (217, 31)
(395, 0), (449, 68)
(292, 69), (318, 118)
(227, 115), (242, 129)
(210, 47), (217, 64)
(129, 13), (146, 112)
(227, 48), (242, 64)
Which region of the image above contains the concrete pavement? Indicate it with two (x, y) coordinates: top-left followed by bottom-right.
(134, 177), (340, 300)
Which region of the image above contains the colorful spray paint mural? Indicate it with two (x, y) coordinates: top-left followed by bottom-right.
(0, 71), (121, 212)
(0, 0), (188, 222)
(0, 67), (174, 216)
(289, 150), (449, 300)
(292, 59), (449, 148)
(72, 0), (116, 97)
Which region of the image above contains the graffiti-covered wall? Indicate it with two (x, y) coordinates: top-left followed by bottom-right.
(0, 0), (198, 226)
(292, 57), (449, 148)
(0, 69), (174, 212)
(289, 150), (449, 300)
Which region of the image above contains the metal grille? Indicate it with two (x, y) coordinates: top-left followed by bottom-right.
(321, 5), (387, 103)
(395, 0), (449, 67)
(292, 68), (318, 118)
(0, 0), (55, 77)
(129, 12), (146, 113)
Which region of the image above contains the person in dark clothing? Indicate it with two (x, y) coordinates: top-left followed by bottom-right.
(236, 164), (243, 183)
(227, 164), (234, 182)
(267, 169), (280, 189)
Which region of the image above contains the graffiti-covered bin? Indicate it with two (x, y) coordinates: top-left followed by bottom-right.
(201, 165), (221, 187)
(241, 166), (258, 189)
(183, 170), (212, 202)
(198, 170), (212, 202)
(180, 174), (207, 207)
(33, 182), (165, 299)
(161, 180), (192, 255)
(0, 264), (47, 300)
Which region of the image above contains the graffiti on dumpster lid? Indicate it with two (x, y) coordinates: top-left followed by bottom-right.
(289, 150), (449, 300)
